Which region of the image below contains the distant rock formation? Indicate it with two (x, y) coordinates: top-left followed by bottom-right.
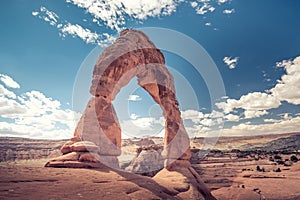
(0, 137), (66, 162)
(255, 134), (300, 152)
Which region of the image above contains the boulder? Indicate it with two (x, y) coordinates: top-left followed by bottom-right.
(126, 148), (164, 177)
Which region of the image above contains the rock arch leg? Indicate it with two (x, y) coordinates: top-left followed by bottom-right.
(136, 64), (191, 169)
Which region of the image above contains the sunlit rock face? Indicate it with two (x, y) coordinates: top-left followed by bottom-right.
(75, 29), (190, 166)
(46, 29), (191, 167)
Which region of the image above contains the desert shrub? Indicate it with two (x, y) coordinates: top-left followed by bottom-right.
(274, 168), (281, 172)
(291, 155), (298, 162)
(274, 155), (282, 160)
(276, 160), (285, 165)
(256, 166), (261, 172)
(256, 165), (265, 172)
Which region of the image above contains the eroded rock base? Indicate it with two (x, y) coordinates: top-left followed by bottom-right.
(45, 138), (119, 169)
(153, 166), (217, 200)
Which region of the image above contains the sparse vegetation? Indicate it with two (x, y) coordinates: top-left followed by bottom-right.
(274, 155), (282, 160)
(291, 155), (298, 162)
(274, 168), (281, 172)
(256, 165), (265, 172)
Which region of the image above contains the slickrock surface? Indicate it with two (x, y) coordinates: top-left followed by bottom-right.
(0, 163), (178, 200)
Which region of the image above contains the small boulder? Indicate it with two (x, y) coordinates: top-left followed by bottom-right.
(126, 148), (164, 176)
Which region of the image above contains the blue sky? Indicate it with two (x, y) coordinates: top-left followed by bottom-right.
(0, 0), (300, 139)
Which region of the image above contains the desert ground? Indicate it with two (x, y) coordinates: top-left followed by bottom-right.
(0, 132), (299, 199)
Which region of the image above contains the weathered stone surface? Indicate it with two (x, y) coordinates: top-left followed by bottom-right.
(212, 187), (261, 200)
(126, 147), (164, 176)
(78, 152), (101, 163)
(98, 155), (120, 169)
(45, 161), (105, 168)
(71, 141), (100, 153)
(153, 167), (216, 200)
(164, 159), (191, 170)
(49, 152), (80, 162)
(60, 137), (81, 154)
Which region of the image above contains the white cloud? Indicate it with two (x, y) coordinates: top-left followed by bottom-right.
(217, 56), (300, 117)
(0, 74), (20, 89)
(209, 110), (224, 119)
(205, 22), (212, 26)
(190, 2), (198, 8)
(279, 113), (291, 120)
(218, 115), (300, 136)
(32, 11), (39, 16)
(61, 23), (116, 46)
(216, 92), (281, 115)
(264, 118), (281, 123)
(214, 56), (300, 136)
(33, 1), (235, 45)
(60, 23), (116, 47)
(0, 75), (80, 139)
(181, 109), (199, 118)
(130, 113), (138, 120)
(218, 0), (229, 4)
(0, 96), (26, 118)
(223, 56), (239, 69)
(191, 0), (233, 19)
(0, 84), (17, 99)
(120, 116), (164, 138)
(225, 114), (240, 122)
(270, 56), (300, 105)
(195, 3), (215, 15)
(244, 110), (268, 119)
(66, 0), (182, 31)
(34, 6), (59, 27)
(223, 9), (235, 14)
(200, 118), (215, 126)
(127, 94), (142, 101)
(33, 7), (116, 47)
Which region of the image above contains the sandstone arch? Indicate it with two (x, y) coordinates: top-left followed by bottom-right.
(74, 29), (191, 168)
(45, 29), (216, 200)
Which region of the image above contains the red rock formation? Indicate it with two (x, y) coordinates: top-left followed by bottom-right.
(75, 29), (191, 166)
(45, 29), (215, 199)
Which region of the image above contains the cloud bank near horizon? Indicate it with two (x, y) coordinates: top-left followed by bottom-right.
(0, 75), (80, 139)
